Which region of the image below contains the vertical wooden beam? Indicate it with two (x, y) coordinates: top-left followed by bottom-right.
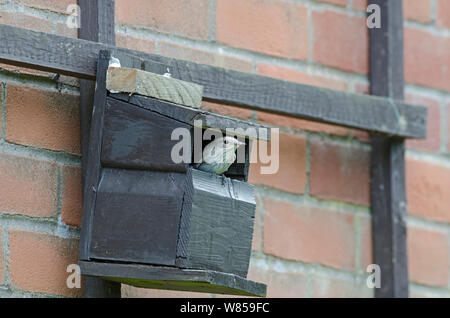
(78, 0), (121, 298)
(369, 0), (409, 297)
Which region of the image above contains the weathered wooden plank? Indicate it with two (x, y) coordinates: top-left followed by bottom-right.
(369, 0), (409, 298)
(89, 168), (185, 266)
(177, 169), (256, 278)
(0, 23), (427, 138)
(79, 261), (266, 297)
(106, 67), (203, 108)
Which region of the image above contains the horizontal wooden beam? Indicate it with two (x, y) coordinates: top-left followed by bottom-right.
(0, 24), (427, 138)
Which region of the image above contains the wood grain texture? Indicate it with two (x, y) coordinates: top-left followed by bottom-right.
(106, 67), (203, 108)
(79, 50), (111, 261)
(110, 93), (270, 141)
(89, 168), (185, 266)
(79, 261), (266, 297)
(77, 0), (121, 297)
(0, 24), (427, 138)
(369, 0), (409, 298)
(101, 97), (191, 171)
(177, 169), (256, 278)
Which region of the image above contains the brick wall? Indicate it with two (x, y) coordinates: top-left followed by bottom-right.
(0, 0), (449, 298)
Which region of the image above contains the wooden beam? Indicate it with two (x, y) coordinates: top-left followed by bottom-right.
(369, 0), (409, 298)
(0, 23), (427, 138)
(78, 0), (121, 298)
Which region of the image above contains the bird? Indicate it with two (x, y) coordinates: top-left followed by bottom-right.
(195, 136), (245, 175)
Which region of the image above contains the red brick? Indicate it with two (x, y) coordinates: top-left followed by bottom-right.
(310, 140), (370, 206)
(121, 285), (206, 298)
(352, 0), (367, 11)
(403, 0), (432, 23)
(407, 227), (448, 287)
(0, 10), (52, 33)
(6, 84), (80, 155)
(0, 228), (4, 285)
(311, 276), (373, 298)
(0, 84), (3, 138)
(115, 0), (210, 40)
(316, 0), (347, 6)
(247, 265), (308, 297)
(216, 0), (308, 60)
(405, 94), (440, 152)
(9, 230), (83, 297)
(404, 27), (450, 91)
(0, 153), (58, 218)
(406, 159), (450, 223)
(160, 42), (254, 73)
(359, 214), (373, 269)
(201, 101), (253, 120)
(313, 10), (368, 74)
(16, 0), (75, 14)
(263, 199), (355, 270)
(448, 103), (450, 151)
(248, 133), (307, 194)
(116, 34), (155, 54)
(437, 0), (450, 29)
(61, 165), (82, 228)
(56, 22), (78, 38)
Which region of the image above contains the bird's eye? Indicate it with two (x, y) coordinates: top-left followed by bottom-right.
(224, 140), (228, 144)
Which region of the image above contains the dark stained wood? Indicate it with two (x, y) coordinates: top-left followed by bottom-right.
(79, 50), (111, 261)
(101, 97), (191, 171)
(369, 0), (409, 298)
(78, 0), (115, 45)
(90, 168), (185, 266)
(176, 169), (256, 278)
(0, 23), (427, 138)
(83, 277), (122, 298)
(107, 93), (261, 181)
(79, 261), (266, 297)
(110, 93), (271, 141)
(78, 0), (116, 185)
(77, 0), (121, 298)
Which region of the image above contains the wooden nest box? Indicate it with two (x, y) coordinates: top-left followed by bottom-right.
(78, 50), (268, 297)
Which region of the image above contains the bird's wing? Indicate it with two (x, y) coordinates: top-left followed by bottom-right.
(203, 141), (226, 164)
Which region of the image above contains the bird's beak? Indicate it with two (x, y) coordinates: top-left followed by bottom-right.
(235, 140), (246, 148)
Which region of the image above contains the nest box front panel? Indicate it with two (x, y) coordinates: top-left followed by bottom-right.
(89, 168), (185, 266)
(101, 97), (191, 172)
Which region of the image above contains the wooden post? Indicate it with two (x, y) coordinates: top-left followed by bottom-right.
(369, 0), (409, 297)
(78, 0), (121, 298)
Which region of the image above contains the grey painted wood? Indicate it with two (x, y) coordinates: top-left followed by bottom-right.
(89, 168), (185, 266)
(177, 169), (256, 278)
(101, 97), (191, 171)
(369, 0), (409, 298)
(0, 23), (427, 138)
(79, 261), (266, 297)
